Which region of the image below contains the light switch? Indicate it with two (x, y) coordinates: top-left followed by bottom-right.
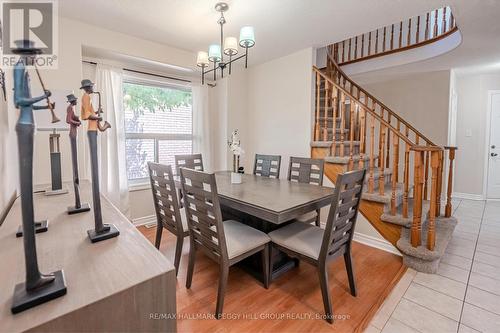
(465, 129), (472, 137)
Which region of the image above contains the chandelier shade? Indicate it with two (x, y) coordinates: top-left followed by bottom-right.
(224, 37), (238, 56)
(239, 26), (255, 48)
(208, 44), (222, 62)
(196, 51), (210, 67)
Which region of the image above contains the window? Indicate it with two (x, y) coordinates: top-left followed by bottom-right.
(124, 79), (192, 183)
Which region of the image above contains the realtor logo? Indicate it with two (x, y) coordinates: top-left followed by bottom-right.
(1, 0), (58, 68)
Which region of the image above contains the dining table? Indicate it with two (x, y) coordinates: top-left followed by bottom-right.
(175, 170), (335, 280)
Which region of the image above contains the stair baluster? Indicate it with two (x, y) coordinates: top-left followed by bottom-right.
(379, 124), (386, 196)
(359, 106), (366, 170)
(368, 31), (372, 56)
(424, 150), (430, 200)
(390, 24), (394, 50)
(391, 131), (398, 215)
(378, 109), (385, 167)
(399, 22), (403, 49)
(331, 86), (338, 157)
(434, 9), (439, 38)
(443, 7), (447, 34)
(349, 101), (355, 170)
(361, 34), (365, 58)
(425, 12), (430, 40)
(436, 150), (444, 217)
(416, 15), (421, 43)
(403, 132), (410, 218)
(386, 113), (392, 168)
(315, 72), (321, 141)
(383, 27), (387, 52)
(407, 18), (412, 46)
(369, 113), (375, 193)
(323, 80), (329, 141)
(354, 36), (358, 60)
(444, 146), (457, 217)
(340, 94), (346, 157)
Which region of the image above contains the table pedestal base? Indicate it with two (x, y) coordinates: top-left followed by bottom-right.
(221, 205), (299, 283)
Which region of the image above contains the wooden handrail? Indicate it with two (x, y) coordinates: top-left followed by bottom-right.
(313, 66), (415, 147)
(325, 53), (437, 146)
(332, 6), (457, 67)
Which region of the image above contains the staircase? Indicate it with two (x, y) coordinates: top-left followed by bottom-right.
(311, 46), (459, 273)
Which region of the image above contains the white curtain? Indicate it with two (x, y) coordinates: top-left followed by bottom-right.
(192, 84), (212, 171)
(95, 64), (130, 217)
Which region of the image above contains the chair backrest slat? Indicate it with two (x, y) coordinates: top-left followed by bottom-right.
(320, 169), (366, 260)
(179, 168), (228, 262)
(253, 154), (281, 178)
(148, 162), (183, 236)
(175, 154), (204, 175)
(287, 157), (325, 186)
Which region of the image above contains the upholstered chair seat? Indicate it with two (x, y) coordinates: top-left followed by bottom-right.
(294, 210), (319, 225)
(269, 222), (323, 260)
(223, 220), (271, 259)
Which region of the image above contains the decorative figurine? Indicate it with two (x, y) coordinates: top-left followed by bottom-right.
(43, 128), (69, 196)
(66, 93), (90, 214)
(80, 79), (118, 243)
(228, 129), (244, 184)
(11, 39), (66, 314)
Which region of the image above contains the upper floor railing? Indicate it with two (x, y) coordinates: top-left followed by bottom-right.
(331, 6), (457, 66)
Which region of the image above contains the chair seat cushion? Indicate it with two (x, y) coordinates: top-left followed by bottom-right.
(179, 207), (189, 233)
(223, 220), (270, 259)
(295, 210), (318, 224)
(268, 222), (324, 260)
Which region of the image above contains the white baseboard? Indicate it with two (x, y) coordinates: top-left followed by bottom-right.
(132, 215), (157, 227)
(353, 232), (402, 256)
(452, 192), (485, 201)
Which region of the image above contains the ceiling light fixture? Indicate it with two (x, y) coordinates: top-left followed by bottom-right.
(196, 2), (255, 84)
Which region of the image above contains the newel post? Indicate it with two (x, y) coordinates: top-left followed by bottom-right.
(410, 147), (425, 247)
(444, 146), (458, 217)
(428, 149), (441, 251)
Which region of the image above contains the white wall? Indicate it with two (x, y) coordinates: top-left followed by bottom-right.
(454, 73), (500, 197)
(245, 48), (314, 175)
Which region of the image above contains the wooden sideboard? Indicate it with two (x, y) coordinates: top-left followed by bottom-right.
(0, 182), (176, 332)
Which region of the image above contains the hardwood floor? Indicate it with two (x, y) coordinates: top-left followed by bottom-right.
(137, 225), (405, 333)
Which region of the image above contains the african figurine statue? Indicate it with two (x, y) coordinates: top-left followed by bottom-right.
(66, 93), (90, 214)
(80, 79), (119, 242)
(11, 39), (66, 314)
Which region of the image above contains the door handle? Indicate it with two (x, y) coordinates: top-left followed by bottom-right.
(492, 153), (498, 157)
(492, 145), (497, 149)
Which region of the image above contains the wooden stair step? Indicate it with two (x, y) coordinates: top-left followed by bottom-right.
(380, 195), (423, 228)
(362, 182), (404, 204)
(324, 154), (378, 165)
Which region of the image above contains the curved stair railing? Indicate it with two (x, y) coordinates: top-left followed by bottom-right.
(332, 6), (458, 66)
(313, 54), (458, 251)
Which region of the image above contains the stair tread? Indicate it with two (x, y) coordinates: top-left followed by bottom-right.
(324, 154), (378, 164)
(311, 140), (361, 147)
(362, 182), (404, 204)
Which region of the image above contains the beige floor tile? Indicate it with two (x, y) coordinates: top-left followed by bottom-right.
(446, 243), (475, 260)
(474, 251), (500, 268)
(437, 262), (470, 284)
(477, 243), (500, 256)
(472, 261), (500, 281)
(477, 234), (500, 247)
(364, 324), (382, 333)
(391, 299), (459, 333)
(369, 268), (416, 329)
(413, 272), (467, 300)
(403, 282), (463, 321)
(453, 230), (479, 242)
(458, 324), (481, 333)
(466, 285), (500, 316)
(454, 224), (480, 236)
(461, 302), (500, 333)
(441, 252), (473, 270)
(381, 318), (420, 333)
(469, 272), (500, 296)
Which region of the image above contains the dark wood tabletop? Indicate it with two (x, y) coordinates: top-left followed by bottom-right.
(176, 171), (334, 224)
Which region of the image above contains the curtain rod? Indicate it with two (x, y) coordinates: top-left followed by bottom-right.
(82, 60), (192, 83)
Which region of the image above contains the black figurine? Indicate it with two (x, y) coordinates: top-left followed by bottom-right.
(11, 39), (66, 314)
(66, 93), (90, 214)
(80, 79), (118, 242)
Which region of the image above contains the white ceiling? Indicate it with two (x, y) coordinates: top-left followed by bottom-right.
(60, 0), (453, 66)
(59, 0), (500, 76)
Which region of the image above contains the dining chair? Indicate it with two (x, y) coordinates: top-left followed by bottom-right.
(174, 153), (204, 175)
(287, 157), (325, 226)
(253, 154), (281, 178)
(179, 168), (271, 319)
(268, 169), (366, 323)
(148, 162), (189, 276)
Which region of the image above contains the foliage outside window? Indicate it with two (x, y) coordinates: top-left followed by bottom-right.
(124, 80), (193, 182)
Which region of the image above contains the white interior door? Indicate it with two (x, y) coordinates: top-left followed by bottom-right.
(487, 92), (500, 199)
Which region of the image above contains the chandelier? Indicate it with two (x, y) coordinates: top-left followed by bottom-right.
(196, 2), (255, 84)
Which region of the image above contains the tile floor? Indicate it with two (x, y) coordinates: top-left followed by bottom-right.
(366, 199), (500, 333)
